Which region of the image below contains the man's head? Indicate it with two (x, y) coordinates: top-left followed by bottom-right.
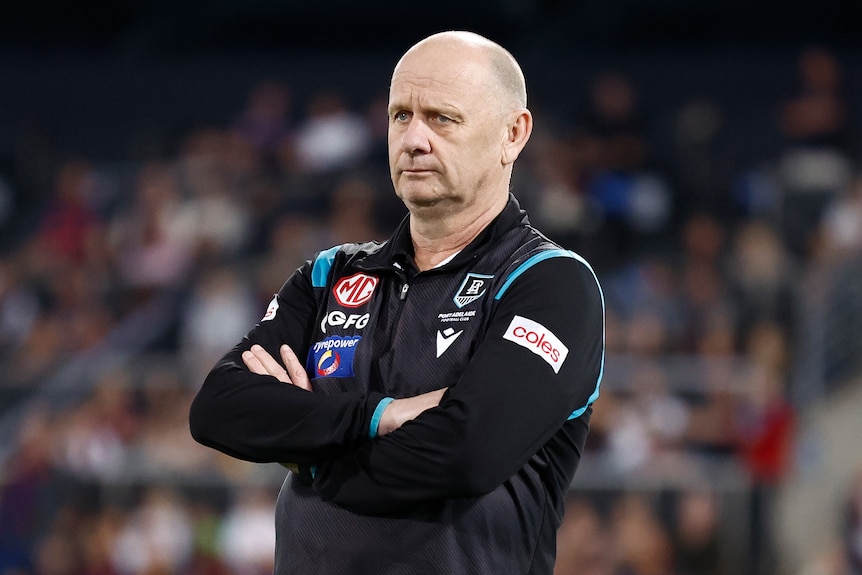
(388, 31), (532, 221)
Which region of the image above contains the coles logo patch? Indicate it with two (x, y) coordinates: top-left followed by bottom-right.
(307, 336), (362, 378)
(502, 315), (569, 374)
(333, 273), (378, 308)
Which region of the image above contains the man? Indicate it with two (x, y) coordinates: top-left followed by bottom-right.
(189, 30), (604, 574)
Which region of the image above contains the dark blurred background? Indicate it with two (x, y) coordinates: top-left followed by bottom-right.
(1, 3), (862, 575)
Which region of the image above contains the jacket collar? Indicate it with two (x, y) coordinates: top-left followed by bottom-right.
(358, 193), (528, 273)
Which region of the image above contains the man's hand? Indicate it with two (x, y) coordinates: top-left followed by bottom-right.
(242, 344), (312, 392)
(377, 387), (448, 437)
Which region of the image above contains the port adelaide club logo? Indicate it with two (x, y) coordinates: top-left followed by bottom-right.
(453, 273), (493, 308)
(333, 273), (378, 307)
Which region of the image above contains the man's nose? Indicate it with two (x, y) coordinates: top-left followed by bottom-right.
(400, 118), (432, 155)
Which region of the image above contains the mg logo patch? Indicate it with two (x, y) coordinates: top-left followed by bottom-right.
(333, 273), (378, 308)
(453, 273), (493, 308)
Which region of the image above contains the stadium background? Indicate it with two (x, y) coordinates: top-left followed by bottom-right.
(1, 2), (861, 574)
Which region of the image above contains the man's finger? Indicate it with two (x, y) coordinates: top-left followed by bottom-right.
(249, 344), (291, 384)
(242, 350), (268, 375)
(281, 345), (312, 391)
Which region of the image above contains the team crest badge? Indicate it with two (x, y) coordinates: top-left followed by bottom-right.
(453, 273), (493, 308)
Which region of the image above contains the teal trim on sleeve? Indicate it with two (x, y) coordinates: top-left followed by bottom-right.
(311, 245), (342, 288)
(310, 464), (317, 479)
(369, 397), (395, 439)
(568, 356), (604, 420)
(494, 249), (575, 300)
(493, 248), (607, 422)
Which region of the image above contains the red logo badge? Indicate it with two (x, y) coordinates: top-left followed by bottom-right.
(333, 273), (378, 308)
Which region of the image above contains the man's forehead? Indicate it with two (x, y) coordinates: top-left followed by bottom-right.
(390, 58), (489, 101)
(388, 74), (479, 113)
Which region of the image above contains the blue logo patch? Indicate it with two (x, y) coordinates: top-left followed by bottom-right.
(307, 336), (361, 378)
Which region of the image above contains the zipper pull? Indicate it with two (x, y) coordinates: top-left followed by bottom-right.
(400, 283), (410, 300)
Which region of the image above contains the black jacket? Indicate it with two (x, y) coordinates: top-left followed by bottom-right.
(189, 195), (605, 574)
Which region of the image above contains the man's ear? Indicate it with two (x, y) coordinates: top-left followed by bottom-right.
(501, 109), (533, 166)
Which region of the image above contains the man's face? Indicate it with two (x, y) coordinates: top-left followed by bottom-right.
(387, 44), (507, 215)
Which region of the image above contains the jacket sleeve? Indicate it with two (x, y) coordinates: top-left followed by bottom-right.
(311, 254), (604, 513)
(188, 260), (386, 464)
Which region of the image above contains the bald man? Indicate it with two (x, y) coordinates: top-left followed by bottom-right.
(190, 31), (605, 574)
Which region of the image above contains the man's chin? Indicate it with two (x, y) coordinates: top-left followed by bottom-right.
(397, 189), (446, 209)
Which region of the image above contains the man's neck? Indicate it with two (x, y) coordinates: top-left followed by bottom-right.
(410, 194), (507, 271)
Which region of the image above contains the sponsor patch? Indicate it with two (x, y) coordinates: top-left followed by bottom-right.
(307, 336), (362, 378)
(502, 315), (569, 374)
(453, 273), (493, 308)
(333, 273), (378, 307)
(321, 311), (370, 332)
(261, 296), (279, 321)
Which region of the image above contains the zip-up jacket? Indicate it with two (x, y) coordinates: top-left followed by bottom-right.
(189, 195), (605, 574)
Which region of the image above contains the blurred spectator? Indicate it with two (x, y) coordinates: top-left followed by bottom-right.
(675, 213), (737, 355)
(324, 174), (384, 245)
(818, 173), (862, 261)
(53, 370), (137, 481)
(726, 219), (797, 349)
(670, 98), (732, 218)
(251, 212), (327, 306)
(231, 80), (294, 167)
(135, 366), (212, 475)
(604, 361), (691, 476)
(736, 321), (796, 575)
(0, 407), (56, 572)
(180, 266), (259, 380)
(108, 163), (194, 300)
(176, 129), (255, 262)
(555, 497), (612, 575)
(673, 489), (723, 575)
(580, 70), (673, 266)
(609, 494), (675, 575)
(291, 90), (371, 174)
(32, 159), (103, 267)
(0, 255), (41, 358)
(111, 486), (193, 575)
(776, 45), (856, 257)
(736, 321), (795, 485)
(522, 125), (598, 252)
(217, 488), (276, 575)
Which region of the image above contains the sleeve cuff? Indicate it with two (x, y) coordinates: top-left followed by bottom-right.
(369, 397), (395, 438)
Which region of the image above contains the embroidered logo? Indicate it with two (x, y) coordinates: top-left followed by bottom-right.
(333, 273), (378, 308)
(453, 273), (493, 308)
(436, 328), (463, 358)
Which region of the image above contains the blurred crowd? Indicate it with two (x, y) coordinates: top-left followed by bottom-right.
(1, 44), (862, 575)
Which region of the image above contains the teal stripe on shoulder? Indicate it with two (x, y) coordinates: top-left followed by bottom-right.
(492, 247), (606, 421)
(495, 249), (577, 300)
(311, 245), (342, 288)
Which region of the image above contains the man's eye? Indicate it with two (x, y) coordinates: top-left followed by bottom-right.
(393, 111), (409, 122)
(436, 115), (452, 123)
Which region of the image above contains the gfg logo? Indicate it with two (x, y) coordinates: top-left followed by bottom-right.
(502, 315), (569, 373)
(333, 273), (378, 307)
(321, 311), (370, 332)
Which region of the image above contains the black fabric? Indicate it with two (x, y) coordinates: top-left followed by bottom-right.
(189, 194), (604, 574)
